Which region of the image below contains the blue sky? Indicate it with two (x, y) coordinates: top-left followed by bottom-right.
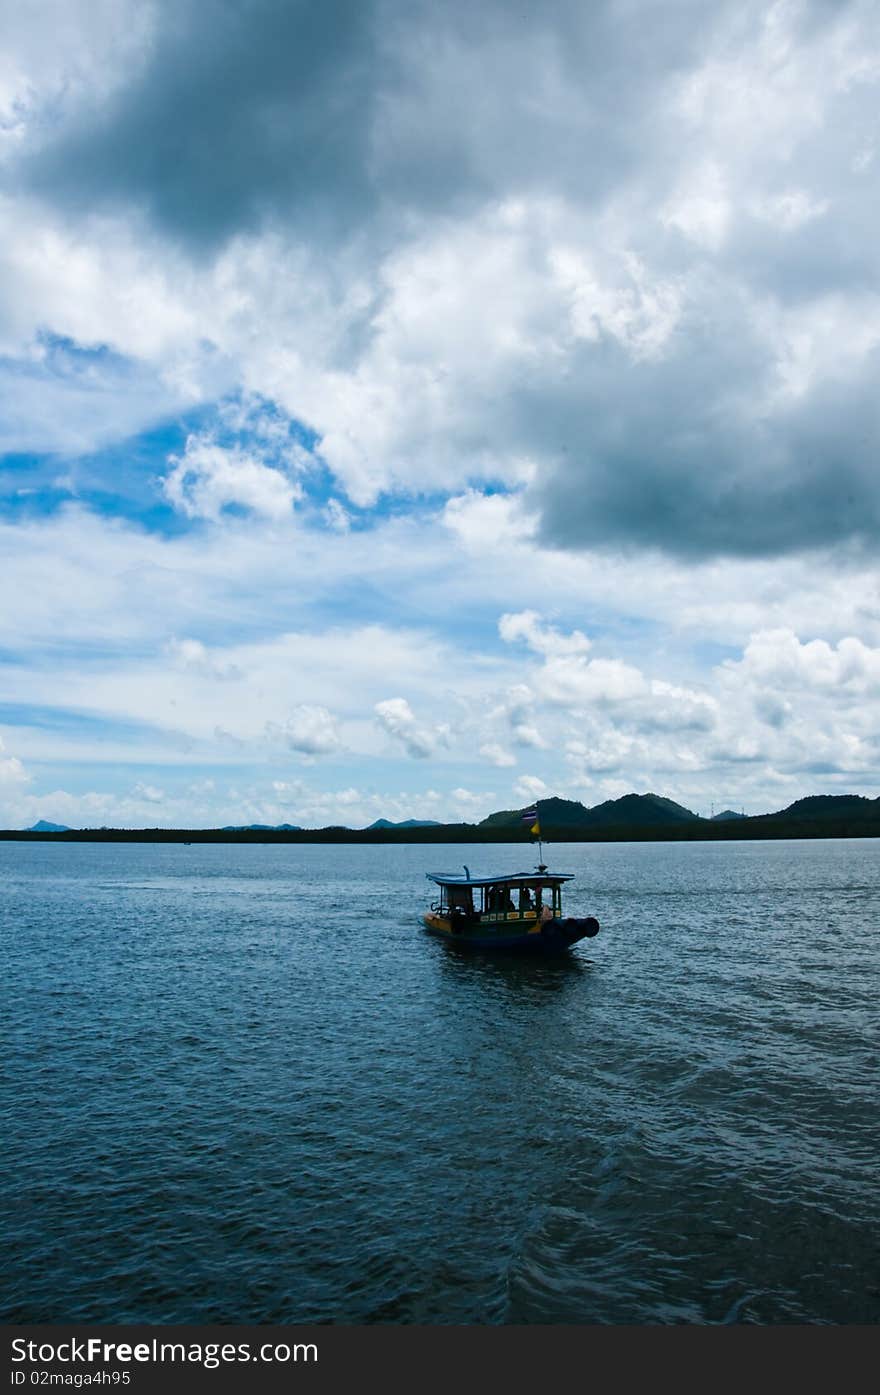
(1, 0), (880, 828)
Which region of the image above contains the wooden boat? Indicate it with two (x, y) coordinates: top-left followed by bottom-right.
(424, 864), (599, 953)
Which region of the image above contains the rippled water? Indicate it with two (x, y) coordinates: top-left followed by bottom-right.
(2, 838), (879, 1324)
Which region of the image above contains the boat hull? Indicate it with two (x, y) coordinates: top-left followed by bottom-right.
(423, 912), (599, 953)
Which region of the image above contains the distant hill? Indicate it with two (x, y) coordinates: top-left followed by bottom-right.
(367, 818), (442, 830)
(479, 796), (591, 829)
(480, 793), (699, 832)
(8, 789), (880, 844)
(479, 796), (593, 829)
(586, 793), (698, 826)
(479, 807), (531, 830)
(766, 794), (880, 820)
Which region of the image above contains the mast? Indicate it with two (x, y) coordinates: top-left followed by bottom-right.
(521, 803), (544, 868)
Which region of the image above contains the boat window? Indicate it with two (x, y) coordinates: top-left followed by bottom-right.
(483, 884), (516, 914)
(448, 885), (473, 913)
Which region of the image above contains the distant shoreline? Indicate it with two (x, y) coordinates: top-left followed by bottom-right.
(3, 819), (880, 845)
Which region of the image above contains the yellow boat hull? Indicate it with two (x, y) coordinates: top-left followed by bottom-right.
(423, 911), (598, 952)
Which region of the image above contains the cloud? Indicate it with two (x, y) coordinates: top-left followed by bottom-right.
(323, 498), (351, 532)
(565, 730), (637, 775)
(374, 696), (444, 759)
(703, 626), (880, 781)
(266, 778), (492, 828)
(442, 490), (534, 551)
(0, 743), (506, 830)
(268, 705), (343, 757)
(514, 774), (548, 801)
(496, 611), (729, 786)
(499, 611), (591, 658)
(3, 1), (880, 826)
(643, 680), (718, 733)
(488, 681), (548, 749)
(448, 786), (498, 818)
(0, 620), (457, 751)
(1, 1), (876, 556)
(499, 612), (722, 735)
(500, 610), (646, 706)
(12, 0), (720, 251)
(162, 434), (301, 521)
(724, 628), (880, 696)
(132, 782), (164, 803)
(0, 334), (195, 458)
(20, 0), (378, 251)
(479, 742), (516, 768)
(0, 736), (28, 786)
(511, 724), (546, 750)
(1, 493), (877, 812)
(166, 637), (241, 680)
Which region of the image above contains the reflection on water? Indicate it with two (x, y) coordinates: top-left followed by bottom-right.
(433, 938), (592, 993)
(2, 838), (879, 1324)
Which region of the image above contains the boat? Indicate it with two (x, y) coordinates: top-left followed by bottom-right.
(424, 863), (599, 953)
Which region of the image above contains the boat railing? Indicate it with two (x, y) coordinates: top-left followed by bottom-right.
(480, 907), (541, 923)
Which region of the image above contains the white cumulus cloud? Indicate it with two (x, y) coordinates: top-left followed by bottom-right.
(162, 436), (301, 522)
(479, 742), (517, 768)
(374, 697), (443, 759)
(514, 774), (548, 801)
(268, 705), (343, 757)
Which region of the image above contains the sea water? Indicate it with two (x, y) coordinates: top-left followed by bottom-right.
(2, 838), (879, 1324)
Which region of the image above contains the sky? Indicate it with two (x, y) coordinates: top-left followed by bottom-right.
(1, 0), (879, 829)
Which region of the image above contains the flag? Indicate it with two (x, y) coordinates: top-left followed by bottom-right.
(521, 806), (541, 836)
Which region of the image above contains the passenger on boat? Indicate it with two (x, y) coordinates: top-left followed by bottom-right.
(518, 887), (533, 912)
(487, 886), (515, 913)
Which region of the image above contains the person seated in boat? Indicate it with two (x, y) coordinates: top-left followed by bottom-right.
(486, 885), (512, 914)
(449, 886), (473, 916)
(518, 886), (533, 913)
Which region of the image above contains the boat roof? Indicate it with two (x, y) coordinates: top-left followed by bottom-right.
(427, 869), (573, 888)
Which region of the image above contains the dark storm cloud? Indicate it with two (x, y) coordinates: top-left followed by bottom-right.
(530, 342), (880, 558)
(25, 0), (377, 246)
(13, 0), (880, 561)
(21, 0), (716, 247)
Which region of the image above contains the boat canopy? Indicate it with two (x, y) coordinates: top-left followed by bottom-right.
(427, 870), (573, 888)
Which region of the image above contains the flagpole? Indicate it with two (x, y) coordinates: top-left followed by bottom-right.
(521, 806), (545, 870)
